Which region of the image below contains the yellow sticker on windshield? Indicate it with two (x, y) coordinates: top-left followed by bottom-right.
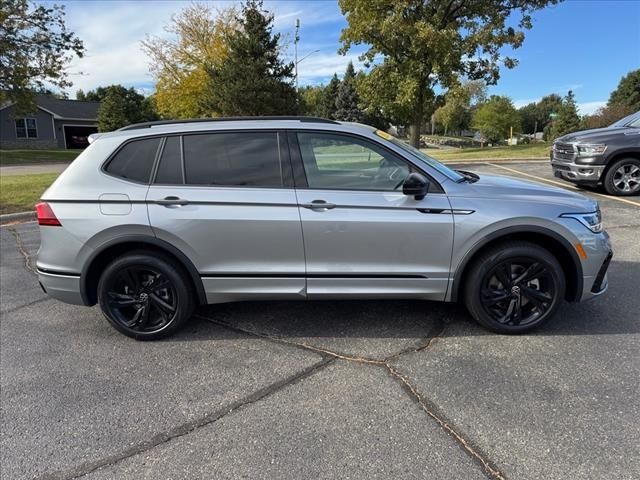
(375, 129), (393, 141)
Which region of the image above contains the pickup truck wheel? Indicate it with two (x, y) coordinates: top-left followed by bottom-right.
(604, 158), (640, 196)
(97, 251), (194, 340)
(463, 242), (565, 334)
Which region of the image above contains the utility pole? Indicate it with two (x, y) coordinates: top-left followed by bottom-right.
(294, 19), (300, 93)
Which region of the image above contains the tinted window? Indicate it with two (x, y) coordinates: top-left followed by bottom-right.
(183, 132), (283, 187)
(297, 132), (410, 191)
(155, 136), (183, 184)
(106, 137), (160, 183)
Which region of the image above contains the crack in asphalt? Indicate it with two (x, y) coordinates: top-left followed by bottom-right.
(7, 226), (36, 275)
(386, 364), (505, 480)
(195, 313), (506, 480)
(34, 356), (335, 480)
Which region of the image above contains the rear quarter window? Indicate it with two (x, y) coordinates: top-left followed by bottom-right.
(105, 137), (161, 183)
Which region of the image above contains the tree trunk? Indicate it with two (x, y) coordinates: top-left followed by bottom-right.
(409, 90), (424, 148)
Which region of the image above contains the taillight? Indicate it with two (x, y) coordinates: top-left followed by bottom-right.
(35, 202), (62, 226)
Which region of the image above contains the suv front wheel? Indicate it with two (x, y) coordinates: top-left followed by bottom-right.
(603, 157), (640, 196)
(97, 251), (194, 340)
(463, 241), (565, 334)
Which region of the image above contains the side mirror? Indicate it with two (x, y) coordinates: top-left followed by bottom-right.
(402, 173), (429, 200)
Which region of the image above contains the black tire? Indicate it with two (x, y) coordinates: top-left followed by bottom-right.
(97, 251), (194, 340)
(463, 241), (565, 334)
(603, 157), (640, 196)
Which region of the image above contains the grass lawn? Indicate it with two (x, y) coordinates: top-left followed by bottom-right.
(0, 173), (59, 215)
(426, 143), (550, 162)
(0, 149), (82, 166)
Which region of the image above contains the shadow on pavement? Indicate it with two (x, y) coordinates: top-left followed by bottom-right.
(183, 259), (638, 342)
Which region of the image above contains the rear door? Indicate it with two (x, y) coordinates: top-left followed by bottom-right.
(146, 130), (306, 303)
(290, 130), (454, 300)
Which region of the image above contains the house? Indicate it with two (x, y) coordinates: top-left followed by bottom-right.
(0, 94), (100, 149)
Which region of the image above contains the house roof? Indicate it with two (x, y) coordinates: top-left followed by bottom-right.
(35, 94), (99, 120)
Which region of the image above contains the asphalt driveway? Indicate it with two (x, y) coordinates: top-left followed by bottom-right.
(1, 161), (638, 480)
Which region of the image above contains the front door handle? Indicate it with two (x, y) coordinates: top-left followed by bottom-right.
(155, 196), (189, 207)
(301, 200), (336, 211)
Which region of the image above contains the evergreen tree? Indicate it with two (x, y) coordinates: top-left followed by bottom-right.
(316, 74), (340, 119)
(205, 0), (296, 116)
(334, 61), (364, 122)
(546, 90), (581, 140)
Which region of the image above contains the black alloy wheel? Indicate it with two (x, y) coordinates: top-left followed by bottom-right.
(464, 242), (565, 333)
(98, 252), (194, 340)
(480, 258), (555, 327)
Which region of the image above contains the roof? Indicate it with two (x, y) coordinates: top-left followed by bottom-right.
(35, 94), (99, 120)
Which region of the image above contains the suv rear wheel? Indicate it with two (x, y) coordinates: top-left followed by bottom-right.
(603, 157), (640, 196)
(463, 242), (565, 334)
(97, 251), (194, 340)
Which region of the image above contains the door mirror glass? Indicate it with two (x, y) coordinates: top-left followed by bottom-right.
(402, 173), (429, 200)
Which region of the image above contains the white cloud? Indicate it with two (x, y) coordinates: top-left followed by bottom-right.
(577, 101), (606, 116)
(58, 0), (345, 97)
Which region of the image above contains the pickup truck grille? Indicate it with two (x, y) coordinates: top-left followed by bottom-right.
(552, 142), (576, 162)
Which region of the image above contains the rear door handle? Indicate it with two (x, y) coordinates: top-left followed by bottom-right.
(155, 196), (189, 207)
(301, 200), (336, 211)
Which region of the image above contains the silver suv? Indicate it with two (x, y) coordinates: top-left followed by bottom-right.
(36, 117), (613, 339)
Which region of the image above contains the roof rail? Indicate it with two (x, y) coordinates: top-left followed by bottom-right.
(117, 116), (339, 131)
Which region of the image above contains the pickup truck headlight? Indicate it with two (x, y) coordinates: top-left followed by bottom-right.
(560, 210), (603, 233)
(577, 144), (607, 155)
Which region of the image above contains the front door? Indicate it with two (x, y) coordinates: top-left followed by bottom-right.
(291, 131), (454, 300)
(147, 131), (306, 303)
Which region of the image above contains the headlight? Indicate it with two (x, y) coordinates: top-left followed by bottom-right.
(560, 210), (603, 233)
(577, 144), (607, 155)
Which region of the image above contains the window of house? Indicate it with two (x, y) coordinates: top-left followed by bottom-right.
(15, 118), (38, 139)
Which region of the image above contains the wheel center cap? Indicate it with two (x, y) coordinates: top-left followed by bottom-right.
(138, 292), (148, 301)
(511, 286), (521, 295)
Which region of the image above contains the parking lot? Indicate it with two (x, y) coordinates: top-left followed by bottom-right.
(1, 161), (638, 480)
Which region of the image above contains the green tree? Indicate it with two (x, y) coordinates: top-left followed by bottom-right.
(519, 102), (538, 134)
(95, 85), (158, 131)
(316, 74), (341, 119)
(334, 61), (364, 122)
(338, 0), (559, 146)
(433, 80), (486, 135)
(608, 69), (640, 111)
(472, 95), (521, 143)
(205, 0), (296, 116)
(298, 85), (325, 117)
(545, 90), (580, 140)
(0, 0), (85, 113)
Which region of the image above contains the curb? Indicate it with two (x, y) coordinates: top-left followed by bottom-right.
(0, 211), (35, 225)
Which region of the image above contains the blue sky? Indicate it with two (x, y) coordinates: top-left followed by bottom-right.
(59, 0), (640, 114)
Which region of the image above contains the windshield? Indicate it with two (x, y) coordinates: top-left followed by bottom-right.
(375, 131), (465, 182)
(609, 112), (640, 128)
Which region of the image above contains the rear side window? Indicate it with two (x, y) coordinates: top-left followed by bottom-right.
(155, 136), (183, 184)
(183, 132), (283, 187)
(105, 137), (160, 183)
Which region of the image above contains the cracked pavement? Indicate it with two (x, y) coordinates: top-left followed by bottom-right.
(1, 162), (639, 479)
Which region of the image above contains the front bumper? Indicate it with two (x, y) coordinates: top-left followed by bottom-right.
(551, 160), (605, 184)
(37, 269), (84, 305)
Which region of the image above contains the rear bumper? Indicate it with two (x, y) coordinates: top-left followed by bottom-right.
(37, 269), (84, 306)
(551, 160), (605, 184)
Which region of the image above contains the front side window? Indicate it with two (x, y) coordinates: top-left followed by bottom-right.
(182, 132), (283, 187)
(15, 118), (37, 138)
(105, 137), (161, 183)
(296, 132), (410, 191)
